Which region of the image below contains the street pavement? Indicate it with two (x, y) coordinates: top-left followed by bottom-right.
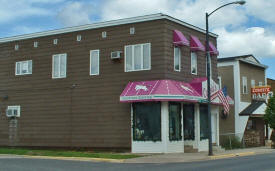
(0, 152), (275, 171)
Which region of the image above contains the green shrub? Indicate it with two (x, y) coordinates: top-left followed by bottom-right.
(221, 136), (243, 150)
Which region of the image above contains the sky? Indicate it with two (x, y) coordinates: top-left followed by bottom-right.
(0, 0), (274, 79)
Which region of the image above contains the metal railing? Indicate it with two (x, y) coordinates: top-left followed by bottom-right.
(220, 132), (246, 150)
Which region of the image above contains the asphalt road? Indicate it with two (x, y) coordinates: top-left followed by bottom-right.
(0, 152), (275, 171)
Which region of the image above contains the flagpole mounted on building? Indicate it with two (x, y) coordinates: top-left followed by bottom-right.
(205, 0), (246, 156)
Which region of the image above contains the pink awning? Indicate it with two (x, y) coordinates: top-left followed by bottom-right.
(120, 80), (203, 103)
(120, 78), (234, 105)
(190, 35), (205, 52)
(173, 30), (189, 46)
(209, 42), (219, 55)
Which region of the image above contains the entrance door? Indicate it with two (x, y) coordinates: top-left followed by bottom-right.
(211, 114), (217, 143)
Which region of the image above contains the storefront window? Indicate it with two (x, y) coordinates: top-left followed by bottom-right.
(133, 102), (161, 141)
(200, 105), (208, 140)
(169, 103), (182, 141)
(183, 104), (195, 140)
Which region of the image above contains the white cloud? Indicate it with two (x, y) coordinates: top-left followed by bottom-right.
(0, 0), (64, 23)
(100, 0), (247, 29)
(246, 0), (275, 24)
(56, 1), (98, 27)
(215, 27), (275, 58)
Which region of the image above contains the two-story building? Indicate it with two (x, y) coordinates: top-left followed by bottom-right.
(218, 54), (270, 147)
(0, 13), (228, 153)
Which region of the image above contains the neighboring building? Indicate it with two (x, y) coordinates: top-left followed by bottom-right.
(0, 13), (226, 153)
(218, 54), (270, 147)
(267, 78), (275, 94)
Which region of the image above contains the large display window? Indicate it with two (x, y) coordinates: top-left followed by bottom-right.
(183, 104), (195, 140)
(133, 102), (161, 141)
(169, 103), (182, 141)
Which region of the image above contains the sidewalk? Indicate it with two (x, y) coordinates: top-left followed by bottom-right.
(0, 147), (274, 164)
(124, 146), (275, 163)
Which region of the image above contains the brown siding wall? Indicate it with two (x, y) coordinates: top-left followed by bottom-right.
(239, 62), (266, 102)
(0, 18), (217, 149)
(0, 20), (167, 149)
(218, 65), (235, 134)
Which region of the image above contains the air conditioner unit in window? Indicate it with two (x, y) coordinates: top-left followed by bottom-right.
(111, 51), (122, 59)
(6, 107), (20, 117)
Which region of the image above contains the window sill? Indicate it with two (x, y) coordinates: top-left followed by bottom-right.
(15, 73), (32, 76)
(125, 68), (151, 72)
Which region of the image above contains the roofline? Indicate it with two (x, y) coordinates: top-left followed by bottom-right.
(218, 55), (268, 69)
(0, 13), (218, 43)
(238, 59), (268, 69)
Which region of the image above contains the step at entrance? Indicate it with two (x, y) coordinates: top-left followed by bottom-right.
(184, 145), (198, 153)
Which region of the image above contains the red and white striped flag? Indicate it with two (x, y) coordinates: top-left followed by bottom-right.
(211, 89), (230, 114)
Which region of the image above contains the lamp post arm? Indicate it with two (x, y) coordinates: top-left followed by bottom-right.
(208, 2), (239, 17)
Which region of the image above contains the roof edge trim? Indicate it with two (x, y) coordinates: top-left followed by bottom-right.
(0, 13), (218, 43)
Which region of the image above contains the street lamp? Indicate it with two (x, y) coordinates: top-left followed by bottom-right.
(206, 0), (246, 156)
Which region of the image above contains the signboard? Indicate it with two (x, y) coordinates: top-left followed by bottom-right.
(251, 86), (273, 100)
(202, 79), (219, 101)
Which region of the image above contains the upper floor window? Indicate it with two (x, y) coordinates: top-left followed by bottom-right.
(125, 43), (151, 72)
(130, 27), (135, 35)
(53, 39), (58, 45)
(191, 52), (197, 75)
(174, 47), (181, 72)
(242, 76), (248, 94)
(15, 44), (19, 51)
(52, 53), (66, 79)
(259, 81), (263, 86)
(90, 50), (100, 75)
(102, 31), (107, 38)
(251, 79), (255, 88)
(77, 35), (81, 42)
(15, 60), (32, 75)
(34, 41), (38, 48)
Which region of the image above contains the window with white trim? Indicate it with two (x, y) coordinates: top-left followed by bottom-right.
(174, 47), (181, 71)
(53, 39), (58, 45)
(15, 60), (32, 75)
(242, 76), (248, 94)
(52, 53), (67, 78)
(15, 44), (19, 50)
(251, 79), (255, 88)
(34, 41), (38, 48)
(130, 27), (135, 35)
(90, 50), (100, 75)
(125, 43), (151, 72)
(77, 35), (81, 41)
(191, 52), (197, 74)
(102, 31), (107, 38)
(259, 81), (263, 86)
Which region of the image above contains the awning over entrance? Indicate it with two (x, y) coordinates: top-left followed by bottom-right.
(120, 80), (203, 103)
(239, 100), (267, 117)
(120, 78), (234, 105)
(208, 42), (219, 55)
(173, 30), (189, 46)
(190, 35), (205, 52)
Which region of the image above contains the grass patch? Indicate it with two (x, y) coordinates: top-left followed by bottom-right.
(0, 147), (140, 159)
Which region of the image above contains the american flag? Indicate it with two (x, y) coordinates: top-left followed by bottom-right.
(211, 89), (230, 114)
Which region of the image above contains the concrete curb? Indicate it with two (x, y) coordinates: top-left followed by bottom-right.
(210, 152), (255, 160)
(3, 154), (125, 163)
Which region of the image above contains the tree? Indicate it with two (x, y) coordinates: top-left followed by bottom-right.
(264, 95), (275, 129)
(264, 95), (275, 148)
